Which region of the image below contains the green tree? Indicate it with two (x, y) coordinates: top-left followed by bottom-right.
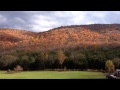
(105, 60), (115, 73)
(0, 55), (17, 69)
(31, 58), (45, 70)
(113, 57), (120, 69)
(17, 55), (31, 70)
(44, 52), (48, 60)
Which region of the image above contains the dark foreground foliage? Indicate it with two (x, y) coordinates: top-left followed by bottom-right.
(0, 46), (120, 71)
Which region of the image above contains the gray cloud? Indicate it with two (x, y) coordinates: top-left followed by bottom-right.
(0, 11), (120, 32)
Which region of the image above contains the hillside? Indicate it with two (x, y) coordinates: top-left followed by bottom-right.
(0, 24), (120, 70)
(38, 24), (120, 49)
(0, 24), (120, 54)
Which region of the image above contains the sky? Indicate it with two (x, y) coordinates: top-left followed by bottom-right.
(0, 11), (120, 32)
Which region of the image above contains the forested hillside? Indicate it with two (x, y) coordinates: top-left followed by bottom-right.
(0, 24), (120, 70)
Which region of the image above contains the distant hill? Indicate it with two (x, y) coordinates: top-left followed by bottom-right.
(0, 24), (120, 54)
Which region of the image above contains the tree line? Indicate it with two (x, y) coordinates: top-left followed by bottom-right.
(0, 46), (120, 71)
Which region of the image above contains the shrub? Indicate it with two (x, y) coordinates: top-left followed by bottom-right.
(14, 65), (23, 71)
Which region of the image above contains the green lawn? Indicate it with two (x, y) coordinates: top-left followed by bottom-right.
(0, 71), (106, 79)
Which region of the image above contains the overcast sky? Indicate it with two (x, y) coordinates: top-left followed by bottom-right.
(0, 11), (120, 32)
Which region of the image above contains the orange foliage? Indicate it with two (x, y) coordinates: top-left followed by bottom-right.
(0, 24), (120, 53)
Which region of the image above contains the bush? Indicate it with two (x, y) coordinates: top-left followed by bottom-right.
(6, 69), (14, 74)
(14, 65), (23, 71)
(7, 69), (11, 72)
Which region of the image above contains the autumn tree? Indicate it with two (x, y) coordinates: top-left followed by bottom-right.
(105, 60), (115, 73)
(56, 50), (66, 69)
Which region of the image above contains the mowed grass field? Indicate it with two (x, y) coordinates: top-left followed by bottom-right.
(0, 71), (106, 79)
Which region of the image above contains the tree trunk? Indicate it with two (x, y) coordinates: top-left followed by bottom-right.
(61, 65), (62, 69)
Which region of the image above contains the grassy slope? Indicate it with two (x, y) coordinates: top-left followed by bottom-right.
(0, 71), (105, 79)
